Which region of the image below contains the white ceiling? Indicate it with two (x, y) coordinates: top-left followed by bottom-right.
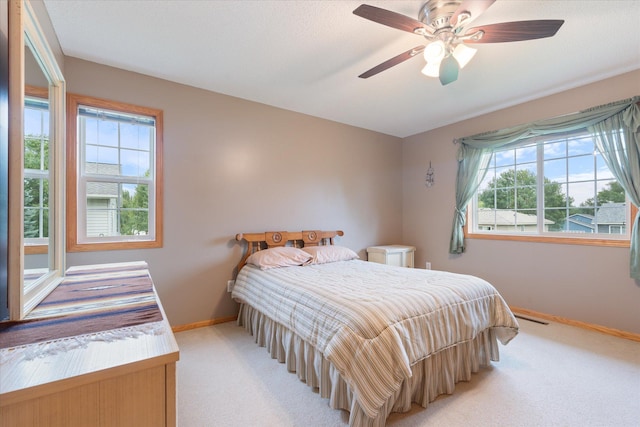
(42, 0), (640, 138)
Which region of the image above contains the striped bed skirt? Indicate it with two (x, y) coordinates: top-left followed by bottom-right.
(237, 302), (499, 427)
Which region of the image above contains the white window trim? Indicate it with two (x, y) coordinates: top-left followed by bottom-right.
(467, 131), (634, 246)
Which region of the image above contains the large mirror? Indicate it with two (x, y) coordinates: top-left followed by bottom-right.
(8, 0), (65, 320)
(23, 37), (49, 288)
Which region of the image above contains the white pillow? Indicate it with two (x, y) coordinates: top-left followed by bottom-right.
(301, 245), (359, 264)
(246, 247), (312, 270)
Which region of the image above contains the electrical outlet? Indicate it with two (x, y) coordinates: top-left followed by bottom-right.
(425, 262), (431, 270)
(227, 280), (235, 292)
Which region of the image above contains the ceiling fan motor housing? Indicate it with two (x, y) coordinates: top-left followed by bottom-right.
(419, 0), (463, 31)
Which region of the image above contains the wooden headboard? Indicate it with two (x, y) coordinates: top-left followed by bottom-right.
(235, 230), (344, 271)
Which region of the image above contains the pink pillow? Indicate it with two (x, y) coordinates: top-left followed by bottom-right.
(246, 247), (312, 270)
(302, 245), (359, 264)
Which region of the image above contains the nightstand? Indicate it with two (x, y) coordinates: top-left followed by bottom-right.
(366, 245), (415, 268)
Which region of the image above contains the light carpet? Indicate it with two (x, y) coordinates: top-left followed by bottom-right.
(176, 318), (640, 426)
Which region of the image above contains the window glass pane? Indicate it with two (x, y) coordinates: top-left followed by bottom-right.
(494, 166), (515, 188)
(24, 108), (49, 138)
(477, 208), (497, 230)
(544, 208), (567, 232)
(84, 117), (99, 144)
(496, 188), (516, 209)
(81, 107), (153, 179)
(494, 150), (514, 167)
(514, 208), (537, 232)
(594, 202), (627, 234)
(595, 153), (614, 180)
(24, 135), (48, 170)
(120, 183), (149, 236)
(544, 182), (568, 208)
(24, 177), (49, 239)
(514, 166), (537, 211)
(543, 158), (566, 183)
(120, 123), (151, 151)
(516, 162), (536, 177)
(478, 169), (495, 194)
(85, 182), (149, 237)
(85, 143), (98, 164)
(568, 181), (594, 206)
(516, 185), (536, 210)
(549, 208), (588, 233)
(97, 146), (119, 167)
(568, 155), (594, 182)
(568, 136), (594, 156)
(86, 152), (120, 175)
(24, 100), (50, 242)
(515, 145), (536, 164)
(595, 180), (624, 204)
(120, 148), (150, 177)
(543, 139), (566, 160)
(98, 120), (118, 147)
(85, 145), (119, 173)
(478, 208), (519, 231)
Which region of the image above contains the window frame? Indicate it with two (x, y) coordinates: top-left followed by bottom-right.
(66, 93), (163, 252)
(465, 131), (637, 248)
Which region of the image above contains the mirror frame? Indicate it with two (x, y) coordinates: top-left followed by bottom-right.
(8, 0), (65, 319)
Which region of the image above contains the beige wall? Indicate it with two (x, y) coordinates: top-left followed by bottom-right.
(63, 58), (403, 326)
(29, 0), (64, 73)
(402, 70), (640, 334)
(63, 60), (640, 334)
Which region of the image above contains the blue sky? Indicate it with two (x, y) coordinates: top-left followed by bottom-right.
(82, 117), (152, 177)
(24, 107), (49, 138)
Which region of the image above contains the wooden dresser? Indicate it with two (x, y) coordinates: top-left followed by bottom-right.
(0, 263), (180, 427)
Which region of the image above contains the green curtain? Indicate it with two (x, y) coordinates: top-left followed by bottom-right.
(450, 96), (640, 274)
(449, 144), (491, 254)
(589, 103), (640, 279)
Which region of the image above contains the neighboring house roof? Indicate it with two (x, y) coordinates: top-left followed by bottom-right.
(569, 213), (594, 225)
(595, 202), (626, 225)
(86, 162), (120, 198)
(477, 208), (554, 226)
(566, 217), (595, 232)
(87, 182), (118, 198)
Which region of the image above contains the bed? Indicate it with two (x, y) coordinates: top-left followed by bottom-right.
(232, 230), (519, 426)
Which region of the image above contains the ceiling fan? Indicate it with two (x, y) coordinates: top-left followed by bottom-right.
(353, 0), (564, 85)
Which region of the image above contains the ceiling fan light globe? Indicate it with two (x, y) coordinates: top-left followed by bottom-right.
(421, 62), (440, 78)
(452, 43), (477, 69)
(423, 40), (446, 62)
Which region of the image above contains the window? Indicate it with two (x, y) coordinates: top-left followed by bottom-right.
(23, 90), (49, 253)
(468, 129), (635, 246)
(67, 94), (163, 251)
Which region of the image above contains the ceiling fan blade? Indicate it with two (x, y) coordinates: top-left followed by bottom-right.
(450, 0), (496, 27)
(463, 20), (565, 43)
(353, 4), (432, 35)
(439, 55), (459, 85)
(359, 46), (425, 79)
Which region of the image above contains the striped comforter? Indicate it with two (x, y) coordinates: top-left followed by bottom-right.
(232, 260), (519, 419)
